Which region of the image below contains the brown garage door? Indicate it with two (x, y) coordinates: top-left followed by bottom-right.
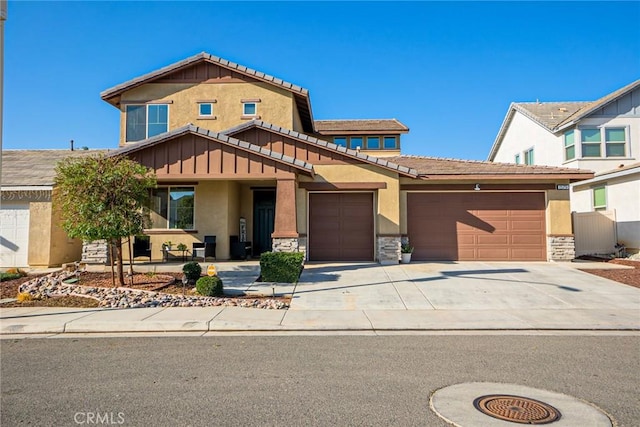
(309, 193), (374, 261)
(407, 192), (546, 261)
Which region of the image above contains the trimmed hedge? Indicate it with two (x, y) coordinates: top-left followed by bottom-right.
(259, 252), (304, 283)
(196, 276), (224, 297)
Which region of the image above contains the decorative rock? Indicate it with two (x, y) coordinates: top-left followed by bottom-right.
(18, 269), (289, 310)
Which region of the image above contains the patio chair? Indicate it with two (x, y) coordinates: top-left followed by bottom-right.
(132, 236), (152, 262)
(192, 235), (216, 261)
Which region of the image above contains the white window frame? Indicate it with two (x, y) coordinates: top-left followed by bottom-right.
(604, 127), (627, 157)
(579, 127), (602, 158)
(242, 102), (258, 116)
(197, 100), (216, 118)
(592, 186), (607, 211)
(523, 147), (534, 165)
(125, 103), (170, 142)
(564, 130), (576, 161)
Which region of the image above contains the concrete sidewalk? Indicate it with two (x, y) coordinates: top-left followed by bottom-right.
(1, 261), (639, 335)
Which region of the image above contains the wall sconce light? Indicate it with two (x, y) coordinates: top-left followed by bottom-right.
(474, 184), (481, 191)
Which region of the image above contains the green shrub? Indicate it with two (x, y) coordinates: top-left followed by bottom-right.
(182, 262), (202, 282)
(1, 272), (24, 282)
(196, 276), (224, 297)
(259, 252), (304, 283)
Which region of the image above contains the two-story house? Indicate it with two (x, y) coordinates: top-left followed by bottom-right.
(95, 51), (595, 265)
(488, 80), (640, 254)
(0, 51), (594, 268)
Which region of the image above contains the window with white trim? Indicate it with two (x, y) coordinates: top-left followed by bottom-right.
(199, 103), (213, 117)
(149, 187), (195, 229)
(593, 186), (606, 211)
(126, 104), (169, 142)
(243, 102), (257, 116)
(581, 128), (602, 157)
(514, 153), (520, 164)
(605, 128), (626, 157)
(564, 130), (575, 160)
(524, 148), (534, 165)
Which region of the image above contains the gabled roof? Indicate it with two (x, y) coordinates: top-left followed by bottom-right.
(100, 52), (315, 133)
(488, 79), (640, 161)
(222, 120), (419, 178)
(107, 124), (315, 175)
(1, 149), (108, 188)
(314, 119), (409, 134)
(388, 155), (593, 181)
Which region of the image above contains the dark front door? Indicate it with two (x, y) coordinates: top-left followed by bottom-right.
(253, 190), (276, 256)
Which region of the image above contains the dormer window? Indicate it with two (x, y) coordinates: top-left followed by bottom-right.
(383, 136), (397, 149)
(125, 104), (169, 142)
(366, 136), (380, 149)
(333, 137), (347, 147)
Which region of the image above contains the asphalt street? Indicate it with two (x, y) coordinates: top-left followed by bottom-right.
(1, 335), (638, 426)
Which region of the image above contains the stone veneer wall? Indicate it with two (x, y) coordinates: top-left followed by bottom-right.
(377, 236), (401, 265)
(82, 240), (111, 264)
(547, 235), (575, 261)
(271, 238), (300, 253)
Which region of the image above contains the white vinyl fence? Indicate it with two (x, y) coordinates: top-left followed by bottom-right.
(572, 210), (617, 257)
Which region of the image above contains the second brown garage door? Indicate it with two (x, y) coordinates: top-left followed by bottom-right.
(407, 192), (546, 261)
(308, 193), (374, 261)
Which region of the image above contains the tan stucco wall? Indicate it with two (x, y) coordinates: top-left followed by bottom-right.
(48, 200), (84, 267)
(27, 202), (52, 267)
(546, 189), (572, 235)
(299, 164), (401, 235)
(119, 82), (296, 145)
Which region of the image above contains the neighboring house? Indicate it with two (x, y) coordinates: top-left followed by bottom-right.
(488, 79), (640, 253)
(98, 51), (592, 264)
(0, 149), (105, 267)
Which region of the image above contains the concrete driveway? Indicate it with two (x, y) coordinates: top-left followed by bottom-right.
(291, 261), (640, 312)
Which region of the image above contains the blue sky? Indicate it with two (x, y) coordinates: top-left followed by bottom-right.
(4, 1), (639, 160)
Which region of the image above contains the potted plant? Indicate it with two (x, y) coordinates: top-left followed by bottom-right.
(162, 241), (172, 250)
(176, 242), (188, 252)
(400, 243), (413, 264)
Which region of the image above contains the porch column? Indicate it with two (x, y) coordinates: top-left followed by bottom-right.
(272, 177), (299, 253)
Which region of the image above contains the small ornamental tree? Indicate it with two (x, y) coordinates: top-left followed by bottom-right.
(54, 154), (156, 287)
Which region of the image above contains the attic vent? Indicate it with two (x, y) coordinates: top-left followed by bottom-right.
(558, 107), (568, 112)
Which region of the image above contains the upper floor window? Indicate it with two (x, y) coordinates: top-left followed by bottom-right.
(383, 136), (397, 149)
(350, 136), (363, 150)
(564, 130), (575, 160)
(149, 186), (195, 230)
(514, 153), (520, 164)
(605, 128), (626, 157)
(581, 128), (601, 157)
(126, 104), (168, 142)
(593, 186), (606, 211)
(199, 103), (213, 117)
(333, 137), (347, 147)
(524, 148), (534, 165)
(366, 136), (380, 149)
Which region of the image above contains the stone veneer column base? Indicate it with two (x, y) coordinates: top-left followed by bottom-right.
(271, 237), (300, 253)
(81, 240), (111, 265)
(547, 235), (576, 261)
(377, 235), (401, 265)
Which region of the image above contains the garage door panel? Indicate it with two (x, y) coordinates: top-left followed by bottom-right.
(1, 204), (30, 267)
(309, 193), (374, 261)
(408, 192), (546, 261)
(475, 234), (510, 245)
(476, 248), (510, 260)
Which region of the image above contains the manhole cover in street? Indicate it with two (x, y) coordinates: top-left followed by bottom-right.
(473, 394), (561, 424)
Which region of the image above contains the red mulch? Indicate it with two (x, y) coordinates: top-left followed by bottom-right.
(579, 259), (640, 289)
